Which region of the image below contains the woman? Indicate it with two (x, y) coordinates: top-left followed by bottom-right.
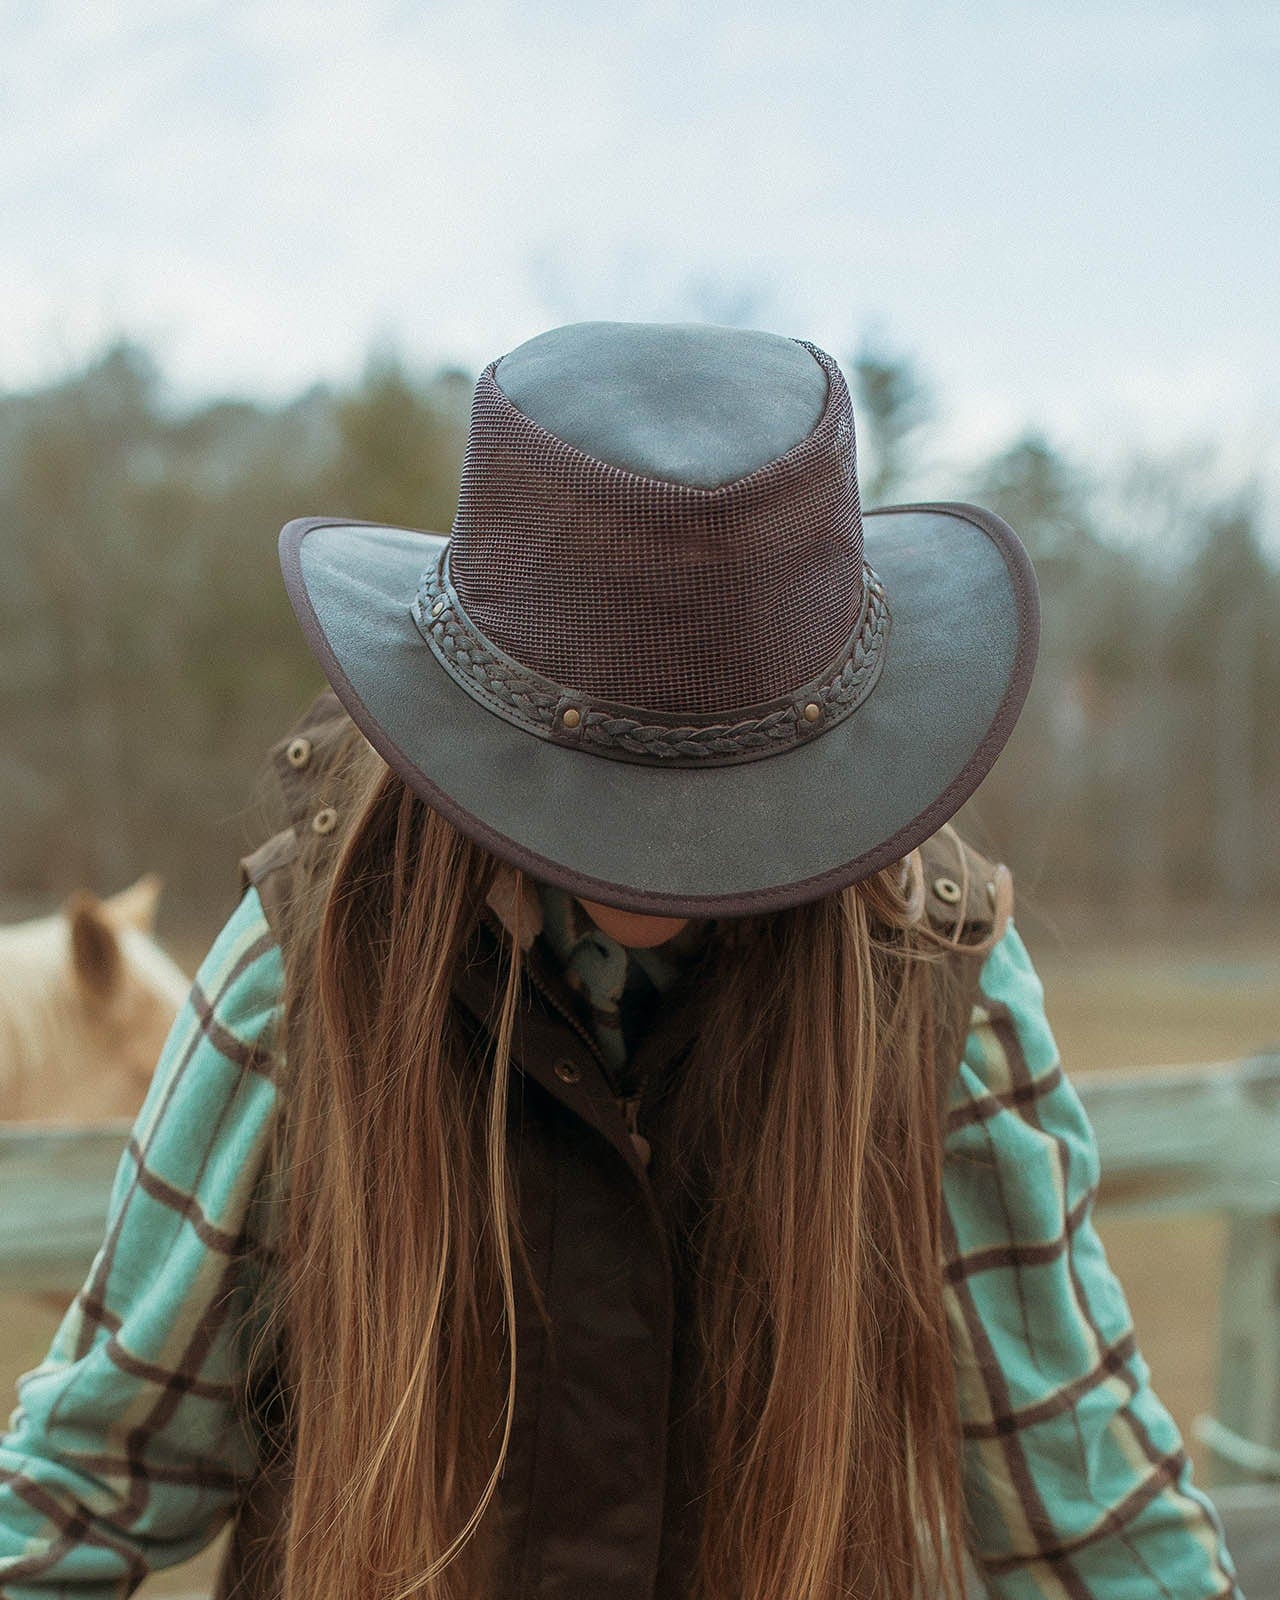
(0, 322), (1242, 1599)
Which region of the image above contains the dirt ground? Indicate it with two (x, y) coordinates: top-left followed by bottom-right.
(2, 901), (1276, 1596)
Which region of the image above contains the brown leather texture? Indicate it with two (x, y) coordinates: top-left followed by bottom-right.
(220, 689), (1005, 1599)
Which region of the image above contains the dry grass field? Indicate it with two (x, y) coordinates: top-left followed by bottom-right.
(1, 901), (1276, 1596)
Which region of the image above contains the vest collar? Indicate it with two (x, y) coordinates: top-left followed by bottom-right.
(483, 860), (543, 950)
(453, 864), (709, 1190)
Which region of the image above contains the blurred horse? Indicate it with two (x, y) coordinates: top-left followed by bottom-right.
(0, 874), (190, 1124)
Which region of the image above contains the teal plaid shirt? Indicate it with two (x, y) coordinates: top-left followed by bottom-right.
(0, 884), (1243, 1597)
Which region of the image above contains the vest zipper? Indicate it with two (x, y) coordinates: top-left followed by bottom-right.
(478, 902), (654, 1169)
(523, 953), (608, 1070)
(619, 1093), (652, 1168)
(526, 957), (654, 1170)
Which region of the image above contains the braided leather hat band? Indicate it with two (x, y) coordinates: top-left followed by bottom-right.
(410, 540), (891, 767)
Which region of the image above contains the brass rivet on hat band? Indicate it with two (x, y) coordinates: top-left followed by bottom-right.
(802, 702), (821, 722)
(562, 707), (581, 729)
(312, 806), (338, 835)
(431, 598), (445, 616)
(932, 875), (962, 905)
(286, 737), (312, 769)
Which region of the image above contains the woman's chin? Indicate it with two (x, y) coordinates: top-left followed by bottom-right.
(574, 897), (691, 949)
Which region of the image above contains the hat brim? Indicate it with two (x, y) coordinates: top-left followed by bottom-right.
(279, 503), (1038, 916)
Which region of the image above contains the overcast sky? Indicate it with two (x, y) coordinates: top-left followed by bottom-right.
(4, 0), (1277, 523)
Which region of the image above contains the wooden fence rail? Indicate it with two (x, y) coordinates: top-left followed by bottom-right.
(1070, 1048), (1280, 1501)
(0, 1121), (129, 1296)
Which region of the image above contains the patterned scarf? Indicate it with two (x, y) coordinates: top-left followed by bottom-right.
(533, 881), (716, 1093)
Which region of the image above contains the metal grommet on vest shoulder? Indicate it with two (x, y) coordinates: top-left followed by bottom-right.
(286, 736), (312, 769)
(931, 875), (962, 905)
(553, 1058), (582, 1084)
(311, 806), (338, 835)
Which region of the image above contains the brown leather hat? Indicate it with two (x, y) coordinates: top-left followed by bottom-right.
(279, 320), (1039, 916)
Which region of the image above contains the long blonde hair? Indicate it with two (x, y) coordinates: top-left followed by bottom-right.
(243, 725), (1012, 1600)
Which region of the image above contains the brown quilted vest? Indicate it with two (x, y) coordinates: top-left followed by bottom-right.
(213, 688), (1006, 1600)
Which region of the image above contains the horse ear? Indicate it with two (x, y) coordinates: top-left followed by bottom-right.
(103, 872), (163, 933)
(66, 890), (124, 1003)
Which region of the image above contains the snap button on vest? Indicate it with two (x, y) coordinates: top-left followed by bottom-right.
(553, 1057), (582, 1083)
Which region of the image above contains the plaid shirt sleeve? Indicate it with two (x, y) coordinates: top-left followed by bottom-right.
(0, 885), (282, 1598)
(943, 918), (1244, 1599)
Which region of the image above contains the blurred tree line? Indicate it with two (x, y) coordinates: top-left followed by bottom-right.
(1, 337), (1276, 942)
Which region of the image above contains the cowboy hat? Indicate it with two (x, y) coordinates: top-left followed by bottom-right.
(279, 320), (1039, 916)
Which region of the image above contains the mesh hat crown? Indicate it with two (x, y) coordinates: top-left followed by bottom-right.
(409, 323), (889, 767)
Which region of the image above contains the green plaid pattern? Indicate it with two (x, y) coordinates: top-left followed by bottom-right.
(0, 889), (1242, 1596)
(941, 926), (1240, 1597)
